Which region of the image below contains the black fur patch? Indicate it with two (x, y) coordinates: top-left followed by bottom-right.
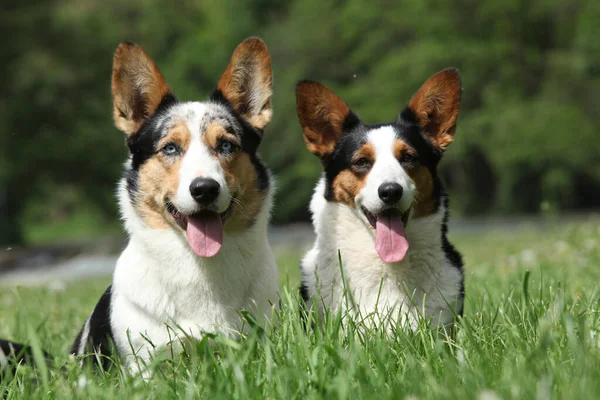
(70, 285), (115, 370)
(0, 339), (53, 379)
(299, 281), (310, 303)
(439, 194), (465, 316)
(125, 94), (179, 202)
(298, 279), (314, 331)
(0, 339), (28, 361)
(322, 112), (364, 200)
(251, 154), (271, 193)
(127, 94), (179, 170)
(210, 90), (263, 152)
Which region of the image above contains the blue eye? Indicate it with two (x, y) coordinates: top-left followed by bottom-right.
(218, 140), (236, 154)
(162, 143), (179, 155)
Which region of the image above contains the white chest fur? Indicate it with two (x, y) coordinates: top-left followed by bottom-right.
(301, 179), (462, 331)
(111, 181), (279, 365)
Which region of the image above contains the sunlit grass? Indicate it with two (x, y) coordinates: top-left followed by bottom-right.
(1, 218), (600, 399)
(22, 209), (121, 245)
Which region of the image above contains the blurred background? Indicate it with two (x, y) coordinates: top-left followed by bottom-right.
(1, 0), (599, 283)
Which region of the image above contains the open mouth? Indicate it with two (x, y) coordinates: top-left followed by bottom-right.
(361, 206), (410, 229)
(166, 202), (234, 258)
(361, 206), (411, 264)
(166, 202), (233, 231)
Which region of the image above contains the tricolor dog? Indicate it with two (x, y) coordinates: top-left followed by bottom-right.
(1, 37), (279, 374)
(296, 69), (465, 331)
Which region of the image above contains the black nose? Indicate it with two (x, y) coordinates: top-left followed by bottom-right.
(378, 182), (403, 205)
(189, 178), (220, 204)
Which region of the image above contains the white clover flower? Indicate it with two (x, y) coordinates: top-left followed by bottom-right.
(478, 389), (502, 400)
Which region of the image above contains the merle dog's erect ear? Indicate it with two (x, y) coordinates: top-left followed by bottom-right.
(296, 81), (357, 159)
(404, 68), (462, 151)
(111, 42), (173, 136)
(215, 37), (273, 131)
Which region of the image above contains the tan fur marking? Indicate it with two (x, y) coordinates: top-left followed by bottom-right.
(112, 42), (171, 136)
(135, 122), (192, 229)
(203, 121), (261, 232)
(296, 81), (351, 158)
(158, 122), (192, 151)
(393, 140), (410, 160)
(221, 153), (263, 233)
(392, 139), (436, 218)
(408, 68), (461, 151)
(136, 156), (181, 229)
(329, 142), (373, 205)
(202, 123), (240, 149)
(408, 166), (436, 218)
(217, 38), (272, 130)
(331, 170), (367, 206)
(354, 143), (375, 163)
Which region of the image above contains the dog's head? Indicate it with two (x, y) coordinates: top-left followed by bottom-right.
(113, 38), (273, 257)
(296, 69), (461, 263)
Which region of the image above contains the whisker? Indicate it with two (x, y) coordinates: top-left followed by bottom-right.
(229, 196), (251, 219)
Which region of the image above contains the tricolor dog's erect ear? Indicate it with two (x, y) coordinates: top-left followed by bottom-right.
(405, 68), (462, 151)
(296, 81), (356, 159)
(112, 42), (173, 136)
(216, 37), (273, 131)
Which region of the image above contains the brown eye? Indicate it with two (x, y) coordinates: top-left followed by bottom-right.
(400, 153), (416, 164)
(353, 158), (372, 170)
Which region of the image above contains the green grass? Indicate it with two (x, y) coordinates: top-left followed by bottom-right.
(22, 209), (122, 245)
(1, 219), (600, 399)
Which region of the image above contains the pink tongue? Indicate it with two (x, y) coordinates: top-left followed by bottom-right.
(375, 213), (409, 263)
(186, 213), (223, 257)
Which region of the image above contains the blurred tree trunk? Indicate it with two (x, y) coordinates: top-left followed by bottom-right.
(0, 183), (23, 245)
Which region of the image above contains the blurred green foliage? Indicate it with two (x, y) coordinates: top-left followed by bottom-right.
(1, 0), (599, 245)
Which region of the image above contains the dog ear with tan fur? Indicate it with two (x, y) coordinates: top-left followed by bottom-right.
(405, 68), (461, 151)
(296, 81), (360, 160)
(216, 38), (273, 132)
(111, 42), (174, 136)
